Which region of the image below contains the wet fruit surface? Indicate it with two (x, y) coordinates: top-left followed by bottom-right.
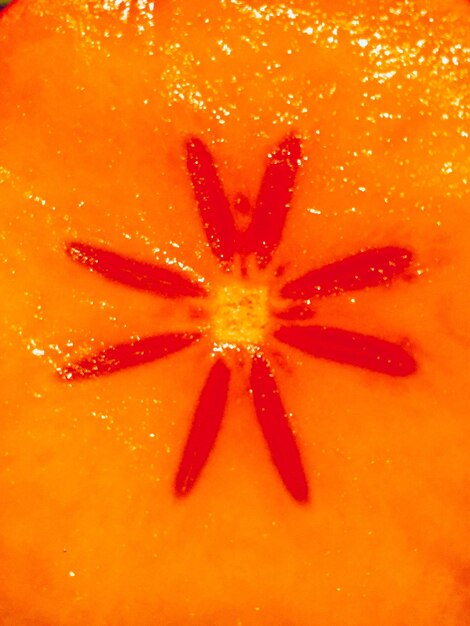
(57, 134), (417, 506)
(0, 1), (469, 625)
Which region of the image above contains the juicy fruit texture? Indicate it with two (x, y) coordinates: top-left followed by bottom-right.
(212, 282), (269, 345)
(57, 134), (417, 506)
(0, 1), (469, 625)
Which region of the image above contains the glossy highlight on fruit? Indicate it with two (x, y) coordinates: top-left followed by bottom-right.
(0, 0), (469, 625)
(60, 134), (416, 503)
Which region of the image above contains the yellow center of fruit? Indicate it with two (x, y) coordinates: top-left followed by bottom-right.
(212, 282), (269, 348)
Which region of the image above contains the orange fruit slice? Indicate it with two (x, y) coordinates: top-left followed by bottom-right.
(0, 1), (469, 624)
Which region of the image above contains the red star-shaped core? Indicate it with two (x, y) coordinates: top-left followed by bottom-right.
(59, 135), (417, 504)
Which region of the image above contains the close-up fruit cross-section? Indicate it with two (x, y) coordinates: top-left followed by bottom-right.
(0, 0), (469, 625)
(59, 133), (417, 504)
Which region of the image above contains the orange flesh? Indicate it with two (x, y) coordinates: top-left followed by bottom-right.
(0, 0), (470, 624)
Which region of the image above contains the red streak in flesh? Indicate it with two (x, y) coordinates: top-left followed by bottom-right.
(186, 137), (237, 269)
(250, 354), (309, 503)
(233, 193), (252, 234)
(275, 303), (316, 321)
(59, 333), (200, 381)
(66, 242), (206, 298)
(174, 359), (230, 497)
(275, 326), (417, 377)
(281, 247), (413, 299)
(242, 135), (302, 269)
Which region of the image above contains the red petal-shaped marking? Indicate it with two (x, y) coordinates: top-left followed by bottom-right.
(242, 135), (302, 269)
(250, 354), (309, 503)
(67, 242), (206, 298)
(58, 333), (200, 381)
(281, 247), (413, 299)
(275, 303), (316, 321)
(174, 359), (230, 497)
(275, 326), (417, 376)
(233, 193), (252, 234)
(186, 137), (237, 269)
